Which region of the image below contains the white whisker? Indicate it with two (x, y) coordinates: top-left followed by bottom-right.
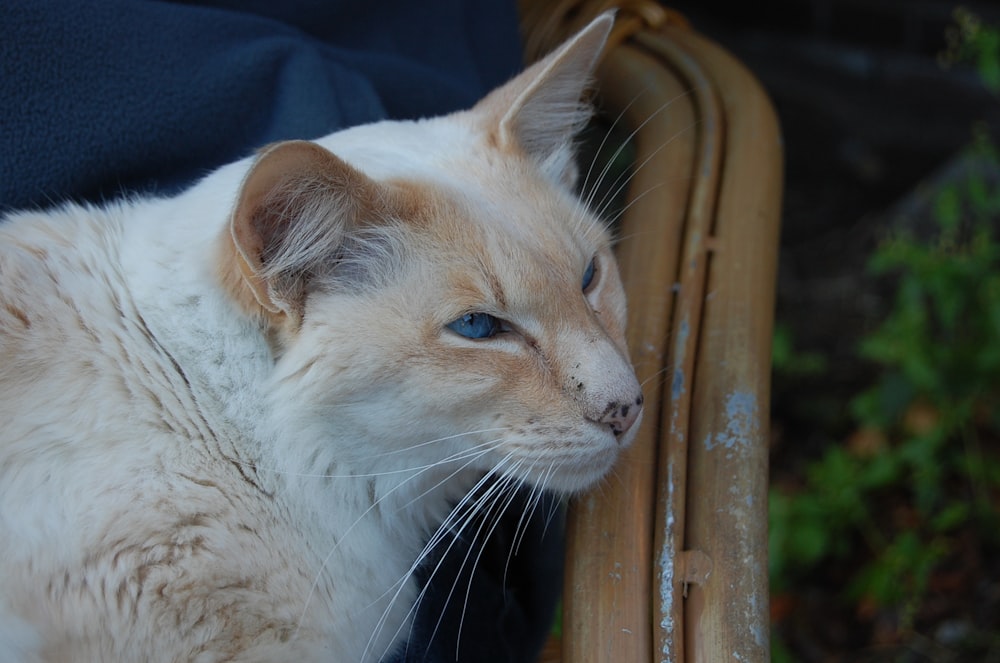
(579, 84), (655, 196)
(509, 464), (552, 559)
(641, 364), (674, 390)
(371, 427), (511, 458)
(581, 89), (695, 217)
(219, 433), (506, 480)
(449, 471), (527, 661)
(295, 439), (505, 647)
(366, 458), (519, 662)
(600, 182), (668, 236)
(591, 119), (700, 223)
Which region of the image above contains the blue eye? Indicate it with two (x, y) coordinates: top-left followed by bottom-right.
(582, 257), (596, 291)
(446, 312), (501, 339)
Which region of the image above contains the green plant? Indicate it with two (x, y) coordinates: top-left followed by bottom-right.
(770, 8), (1000, 654)
(942, 7), (1000, 95)
(770, 137), (1000, 619)
(771, 323), (827, 377)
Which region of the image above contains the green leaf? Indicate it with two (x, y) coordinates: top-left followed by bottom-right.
(859, 451), (901, 489)
(931, 501), (971, 532)
(976, 30), (1000, 92)
(934, 185), (962, 229)
(789, 511), (832, 568)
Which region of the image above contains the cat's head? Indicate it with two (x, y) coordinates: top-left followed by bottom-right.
(219, 13), (642, 495)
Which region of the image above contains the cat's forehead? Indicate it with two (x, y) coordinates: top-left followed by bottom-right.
(323, 118), (606, 242)
(314, 116), (471, 180)
(395, 165), (607, 270)
(316, 115), (611, 285)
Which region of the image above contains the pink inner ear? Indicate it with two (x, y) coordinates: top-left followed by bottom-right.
(228, 141), (345, 316)
(231, 143), (310, 264)
(226, 140), (391, 319)
(227, 144), (304, 315)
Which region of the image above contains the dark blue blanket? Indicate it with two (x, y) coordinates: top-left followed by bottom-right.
(1, 0), (522, 211)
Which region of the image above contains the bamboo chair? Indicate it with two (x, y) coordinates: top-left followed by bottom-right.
(520, 3), (784, 661)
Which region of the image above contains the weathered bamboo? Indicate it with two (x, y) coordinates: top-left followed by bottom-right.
(648, 26), (783, 663)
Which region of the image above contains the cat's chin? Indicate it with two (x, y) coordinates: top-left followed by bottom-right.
(540, 455), (620, 495)
(547, 464), (618, 495)
(505, 426), (636, 495)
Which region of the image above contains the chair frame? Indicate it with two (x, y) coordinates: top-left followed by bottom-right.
(521, 3), (784, 661)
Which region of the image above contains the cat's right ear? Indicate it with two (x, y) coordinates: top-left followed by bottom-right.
(474, 12), (613, 185)
(222, 140), (381, 327)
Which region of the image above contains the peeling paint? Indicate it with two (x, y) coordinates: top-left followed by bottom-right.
(704, 391), (757, 451)
(697, 390), (769, 660)
(676, 317), (690, 346)
(670, 318), (690, 402)
(582, 493), (599, 515)
(671, 368), (685, 400)
(747, 592), (768, 648)
(658, 464), (676, 663)
(732, 536), (771, 659)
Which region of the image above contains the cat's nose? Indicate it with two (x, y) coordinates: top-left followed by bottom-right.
(599, 393), (643, 439)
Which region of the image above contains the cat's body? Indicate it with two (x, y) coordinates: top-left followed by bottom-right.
(0, 14), (642, 662)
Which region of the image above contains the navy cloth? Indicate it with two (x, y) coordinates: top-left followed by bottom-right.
(396, 489), (565, 663)
(2, 2), (564, 661)
(1, 0), (523, 210)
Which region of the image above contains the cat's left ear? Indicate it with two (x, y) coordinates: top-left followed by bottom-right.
(222, 140), (384, 327)
(476, 12), (613, 184)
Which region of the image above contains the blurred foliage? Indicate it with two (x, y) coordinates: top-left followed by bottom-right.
(772, 323), (828, 378)
(770, 7), (1000, 658)
(941, 6), (1000, 94)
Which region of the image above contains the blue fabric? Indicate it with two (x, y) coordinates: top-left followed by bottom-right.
(1, 0), (523, 211)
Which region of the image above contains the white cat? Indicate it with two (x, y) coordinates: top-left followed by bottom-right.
(0, 13), (642, 662)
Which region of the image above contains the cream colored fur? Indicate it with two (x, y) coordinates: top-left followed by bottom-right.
(0, 13), (642, 662)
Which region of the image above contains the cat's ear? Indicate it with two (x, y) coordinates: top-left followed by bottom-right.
(223, 140), (382, 323)
(477, 12), (613, 183)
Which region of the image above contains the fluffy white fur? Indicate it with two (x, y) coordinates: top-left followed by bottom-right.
(0, 13), (642, 662)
